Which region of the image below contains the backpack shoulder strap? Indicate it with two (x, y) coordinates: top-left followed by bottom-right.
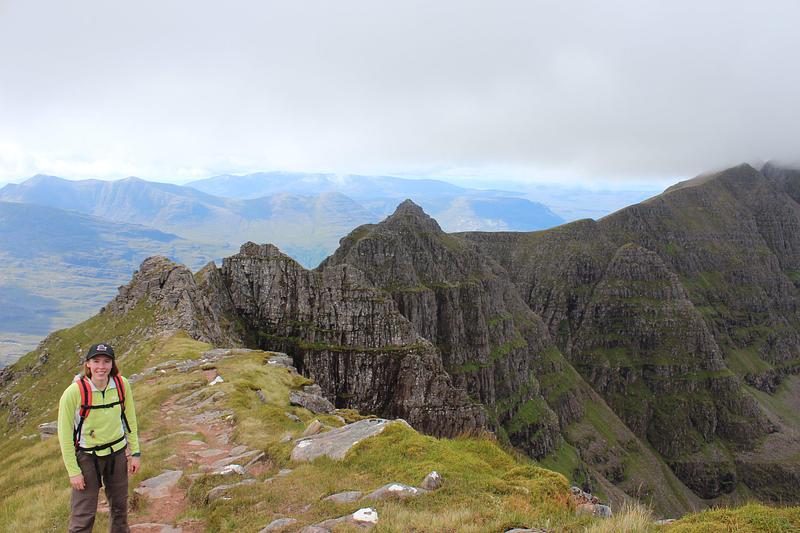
(113, 374), (125, 407)
(113, 375), (131, 433)
(73, 377), (92, 447)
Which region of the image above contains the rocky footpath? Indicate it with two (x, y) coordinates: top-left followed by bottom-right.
(127, 348), (559, 533)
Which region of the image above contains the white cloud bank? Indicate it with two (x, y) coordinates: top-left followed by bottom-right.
(1, 0), (799, 186)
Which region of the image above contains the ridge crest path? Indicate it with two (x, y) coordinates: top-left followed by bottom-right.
(126, 353), (271, 532)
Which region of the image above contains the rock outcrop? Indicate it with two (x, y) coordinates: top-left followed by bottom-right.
(215, 242), (487, 438)
(321, 200), (566, 458)
(464, 163), (800, 502)
(105, 256), (240, 346)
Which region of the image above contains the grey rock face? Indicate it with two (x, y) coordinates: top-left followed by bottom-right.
(571, 244), (770, 468)
(321, 200), (565, 458)
(105, 256), (239, 346)
(291, 418), (404, 462)
(218, 242), (488, 438)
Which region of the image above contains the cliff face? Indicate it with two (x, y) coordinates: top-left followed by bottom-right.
(37, 162), (800, 509)
(213, 242), (487, 438)
(104, 255), (241, 346)
(463, 163), (800, 501)
(319, 201), (566, 458)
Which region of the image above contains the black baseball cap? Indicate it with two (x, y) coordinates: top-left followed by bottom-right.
(85, 343), (115, 361)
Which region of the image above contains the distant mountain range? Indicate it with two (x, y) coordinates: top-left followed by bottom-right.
(8, 162), (798, 516)
(0, 201), (228, 364)
(0, 172), (567, 361)
(187, 171), (565, 230)
(0, 175), (376, 265)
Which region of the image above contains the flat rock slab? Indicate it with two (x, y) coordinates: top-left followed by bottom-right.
(290, 390), (335, 414)
(291, 419), (403, 462)
(258, 518), (298, 532)
(210, 450), (263, 469)
(194, 448), (227, 458)
(134, 470), (183, 499)
(214, 464), (245, 476)
(364, 483), (428, 501)
(323, 490), (362, 504)
(314, 507), (379, 530)
(130, 524), (182, 533)
(206, 478), (258, 502)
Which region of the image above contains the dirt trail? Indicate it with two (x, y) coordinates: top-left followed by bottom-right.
(121, 368), (268, 533)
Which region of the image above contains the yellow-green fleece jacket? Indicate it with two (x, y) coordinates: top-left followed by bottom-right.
(57, 375), (140, 477)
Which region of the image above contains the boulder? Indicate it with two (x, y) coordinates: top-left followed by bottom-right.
(134, 470), (183, 499)
(290, 390), (335, 415)
(291, 419), (405, 462)
(38, 421), (58, 440)
(571, 486), (612, 518)
(364, 483), (428, 501)
(421, 471), (443, 490)
(302, 419), (326, 437)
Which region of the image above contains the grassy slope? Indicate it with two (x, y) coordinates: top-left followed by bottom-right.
(0, 319), (581, 532)
(1, 308), (797, 532)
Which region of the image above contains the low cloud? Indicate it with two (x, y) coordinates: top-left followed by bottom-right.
(1, 0), (798, 185)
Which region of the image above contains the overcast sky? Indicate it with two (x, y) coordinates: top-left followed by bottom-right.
(0, 0), (798, 188)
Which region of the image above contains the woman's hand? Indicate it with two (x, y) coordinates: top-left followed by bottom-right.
(69, 474), (85, 491)
(128, 456), (141, 475)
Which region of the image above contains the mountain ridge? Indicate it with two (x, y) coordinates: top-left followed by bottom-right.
(3, 162), (800, 517)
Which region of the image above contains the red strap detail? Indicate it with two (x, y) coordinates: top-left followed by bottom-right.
(113, 375), (126, 410)
(78, 377), (92, 418)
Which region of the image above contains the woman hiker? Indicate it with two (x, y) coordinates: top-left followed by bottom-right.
(57, 343), (141, 532)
